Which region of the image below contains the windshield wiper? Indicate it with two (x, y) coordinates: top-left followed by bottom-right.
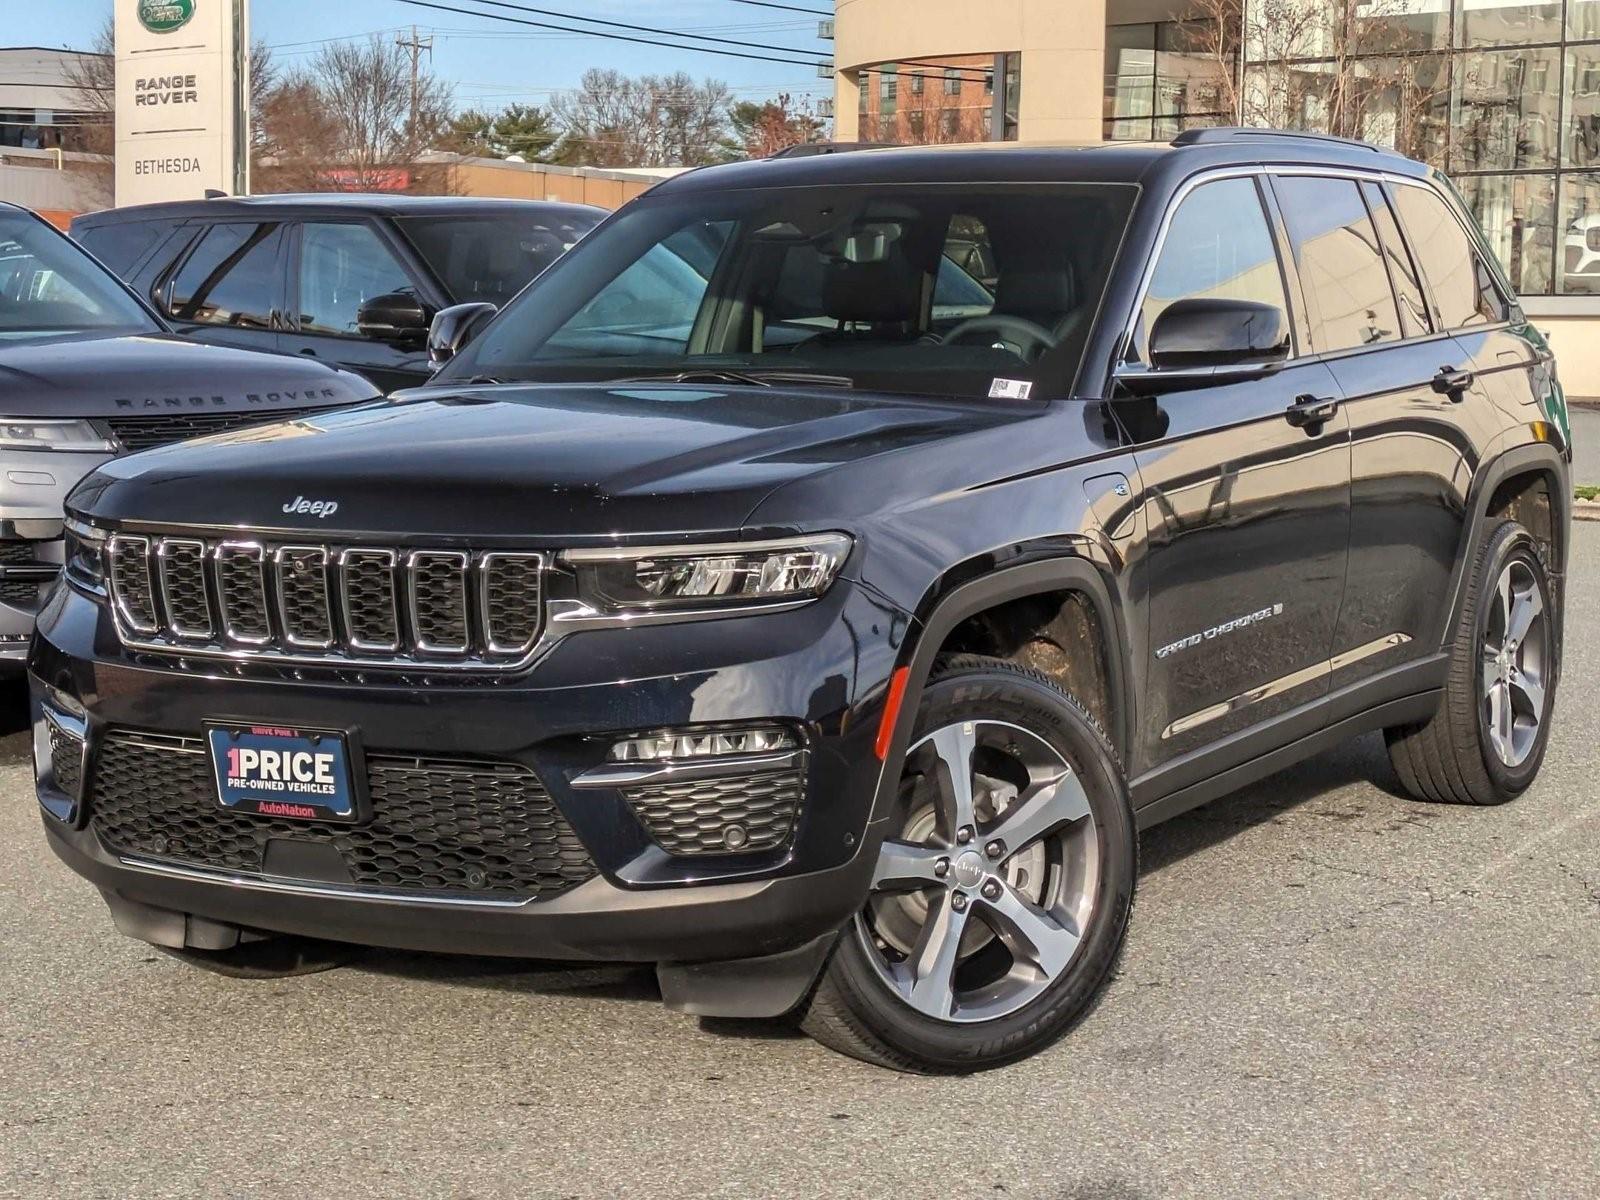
(614, 368), (853, 389)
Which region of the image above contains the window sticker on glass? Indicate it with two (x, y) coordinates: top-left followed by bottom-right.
(989, 377), (1033, 399)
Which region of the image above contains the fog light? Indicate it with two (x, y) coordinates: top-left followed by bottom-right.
(607, 726), (796, 762)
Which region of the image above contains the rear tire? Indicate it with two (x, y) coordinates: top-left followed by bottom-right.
(159, 936), (362, 979)
(1385, 519), (1557, 805)
(800, 654), (1136, 1072)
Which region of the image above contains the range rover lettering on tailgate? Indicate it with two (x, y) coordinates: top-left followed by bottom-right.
(33, 131), (1570, 1073)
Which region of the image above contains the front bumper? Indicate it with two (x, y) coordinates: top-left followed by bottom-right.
(31, 575), (909, 966)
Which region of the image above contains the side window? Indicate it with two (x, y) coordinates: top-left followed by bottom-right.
(1276, 176), (1401, 353)
(74, 218), (182, 279)
(298, 222), (415, 337)
(1361, 181), (1431, 338)
(167, 222), (284, 329)
(1133, 176), (1288, 363)
(1392, 184), (1506, 328)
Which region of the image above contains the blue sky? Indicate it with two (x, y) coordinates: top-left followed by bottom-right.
(13, 0), (832, 111)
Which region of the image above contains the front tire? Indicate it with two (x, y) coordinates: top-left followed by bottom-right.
(800, 655), (1136, 1072)
(1386, 519), (1558, 805)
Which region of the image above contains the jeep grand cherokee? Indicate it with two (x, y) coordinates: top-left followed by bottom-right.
(33, 130), (1570, 1072)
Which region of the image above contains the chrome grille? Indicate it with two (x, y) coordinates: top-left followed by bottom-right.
(104, 534), (543, 669)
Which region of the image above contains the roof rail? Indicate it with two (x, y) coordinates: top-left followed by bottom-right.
(767, 141), (896, 159)
(1171, 127), (1391, 155)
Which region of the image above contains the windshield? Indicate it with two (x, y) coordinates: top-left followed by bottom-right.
(398, 211), (601, 305)
(441, 183), (1137, 401)
(0, 211), (160, 343)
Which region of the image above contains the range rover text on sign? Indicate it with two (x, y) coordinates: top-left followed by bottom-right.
(115, 0), (250, 205)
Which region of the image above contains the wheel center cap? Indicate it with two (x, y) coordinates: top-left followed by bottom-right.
(953, 850), (986, 890)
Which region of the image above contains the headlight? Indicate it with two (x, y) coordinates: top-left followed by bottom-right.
(0, 419), (117, 453)
(562, 533), (852, 620)
(62, 517), (106, 594)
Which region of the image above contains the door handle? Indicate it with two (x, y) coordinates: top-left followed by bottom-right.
(1285, 393), (1340, 428)
(299, 348), (319, 357)
(1431, 365), (1473, 401)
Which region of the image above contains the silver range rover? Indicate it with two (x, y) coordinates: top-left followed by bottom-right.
(0, 203), (379, 666)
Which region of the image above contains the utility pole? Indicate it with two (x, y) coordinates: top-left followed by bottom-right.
(396, 25), (434, 137)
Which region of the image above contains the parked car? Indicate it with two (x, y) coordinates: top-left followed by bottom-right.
(0, 202), (377, 669)
(71, 195), (603, 392)
(36, 131), (1570, 1072)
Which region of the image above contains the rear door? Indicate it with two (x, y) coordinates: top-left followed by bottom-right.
(1313, 175), (1511, 692)
(1113, 174), (1352, 772)
(286, 219), (435, 392)
(158, 220), (288, 357)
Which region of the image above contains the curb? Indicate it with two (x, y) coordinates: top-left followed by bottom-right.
(1576, 499), (1600, 522)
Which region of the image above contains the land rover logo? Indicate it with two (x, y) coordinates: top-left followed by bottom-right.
(137, 0), (196, 34)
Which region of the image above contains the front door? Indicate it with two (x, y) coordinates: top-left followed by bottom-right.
(1112, 175), (1352, 774)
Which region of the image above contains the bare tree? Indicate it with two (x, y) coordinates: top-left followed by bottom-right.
(1178, 0), (1449, 163)
(551, 69), (733, 167)
(729, 92), (825, 158)
(257, 36), (453, 193)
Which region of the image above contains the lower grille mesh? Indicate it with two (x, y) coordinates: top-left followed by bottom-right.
(89, 731), (596, 899)
(624, 770), (802, 856)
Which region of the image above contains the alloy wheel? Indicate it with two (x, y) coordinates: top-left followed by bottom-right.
(1481, 558), (1549, 768)
(856, 719), (1099, 1023)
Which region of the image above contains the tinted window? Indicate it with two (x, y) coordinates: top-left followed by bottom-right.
(450, 184), (1136, 401)
(1134, 176), (1288, 363)
(1393, 183), (1505, 328)
(1277, 176), (1400, 353)
(74, 218), (183, 278)
(1362, 181), (1430, 337)
(167, 222), (283, 328)
(397, 211), (599, 304)
(0, 211), (158, 341)
(298, 222), (415, 337)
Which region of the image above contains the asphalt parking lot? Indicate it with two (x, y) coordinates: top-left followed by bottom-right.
(2, 539), (1597, 1200)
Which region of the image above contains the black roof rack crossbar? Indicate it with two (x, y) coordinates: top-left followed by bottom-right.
(1171, 126), (1390, 155)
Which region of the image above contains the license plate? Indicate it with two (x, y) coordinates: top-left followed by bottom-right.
(206, 722), (361, 823)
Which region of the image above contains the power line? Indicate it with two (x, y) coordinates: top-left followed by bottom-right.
(392, 0), (832, 69)
(450, 0), (822, 55)
(727, 0), (832, 14)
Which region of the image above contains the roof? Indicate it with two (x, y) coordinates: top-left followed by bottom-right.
(647, 129), (1433, 198)
(73, 193), (606, 225)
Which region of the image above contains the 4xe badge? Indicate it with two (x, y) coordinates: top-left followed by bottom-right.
(137, 0), (196, 34)
(206, 723), (360, 822)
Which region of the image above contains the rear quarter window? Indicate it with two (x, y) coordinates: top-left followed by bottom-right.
(1392, 184), (1506, 329)
(73, 218), (184, 279)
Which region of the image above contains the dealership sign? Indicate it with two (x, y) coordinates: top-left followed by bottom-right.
(115, 0), (250, 205)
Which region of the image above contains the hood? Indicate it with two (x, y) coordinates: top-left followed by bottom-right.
(0, 332), (378, 418)
(68, 382), (1032, 540)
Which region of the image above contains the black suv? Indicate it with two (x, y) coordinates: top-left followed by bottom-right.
(0, 203), (377, 671)
(71, 195), (602, 392)
(34, 132), (1570, 1073)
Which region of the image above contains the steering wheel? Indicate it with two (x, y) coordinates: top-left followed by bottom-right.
(940, 314), (1058, 362)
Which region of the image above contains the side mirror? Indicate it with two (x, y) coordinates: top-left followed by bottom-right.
(356, 292), (432, 345)
(1116, 298), (1290, 394)
(427, 302), (498, 368)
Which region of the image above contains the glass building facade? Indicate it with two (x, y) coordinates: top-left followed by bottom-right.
(1234, 0), (1600, 297)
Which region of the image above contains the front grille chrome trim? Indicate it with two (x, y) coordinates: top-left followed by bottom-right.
(108, 533), (549, 672)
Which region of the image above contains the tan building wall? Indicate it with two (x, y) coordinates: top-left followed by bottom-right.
(833, 0), (1108, 143)
(444, 157), (676, 209)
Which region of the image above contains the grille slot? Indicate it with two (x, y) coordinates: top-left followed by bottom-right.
(104, 406), (327, 452)
(89, 730), (596, 899)
(104, 534), (544, 669)
(339, 549), (400, 651)
(624, 769), (802, 856)
(107, 535), (159, 633)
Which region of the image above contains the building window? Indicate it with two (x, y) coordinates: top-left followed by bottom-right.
(910, 71), (925, 95)
(1104, 19), (1234, 143)
(944, 68), (962, 96)
(940, 109), (961, 138)
(908, 110), (925, 140)
(1223, 0), (1600, 296)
